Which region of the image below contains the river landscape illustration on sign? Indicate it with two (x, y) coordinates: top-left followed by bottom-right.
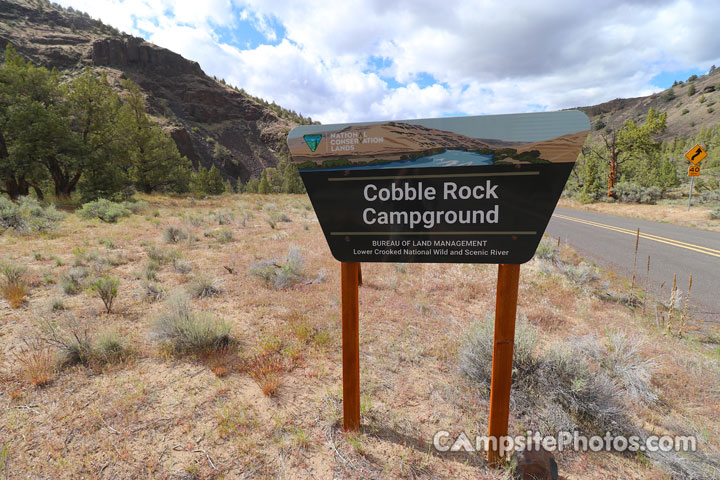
(288, 111), (590, 263)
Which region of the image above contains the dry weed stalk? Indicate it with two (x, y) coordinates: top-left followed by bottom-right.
(1, 264), (29, 308)
(631, 227), (639, 290)
(642, 255), (650, 315)
(1, 282), (28, 308)
(243, 352), (286, 396)
(678, 274), (692, 337)
(666, 273), (678, 333)
(13, 338), (55, 387)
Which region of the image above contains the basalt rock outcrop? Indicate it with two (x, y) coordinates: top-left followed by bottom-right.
(0, 0), (297, 183)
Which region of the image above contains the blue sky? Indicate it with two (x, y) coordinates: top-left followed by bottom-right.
(57, 0), (720, 124)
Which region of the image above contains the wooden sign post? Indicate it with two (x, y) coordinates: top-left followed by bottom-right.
(487, 263), (521, 464)
(288, 111), (590, 460)
(341, 262), (361, 431)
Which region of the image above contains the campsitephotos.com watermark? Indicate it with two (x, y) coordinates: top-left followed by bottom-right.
(433, 430), (697, 457)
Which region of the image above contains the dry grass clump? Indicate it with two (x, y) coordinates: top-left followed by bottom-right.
(93, 329), (132, 364)
(577, 332), (658, 406)
(215, 228), (233, 243)
(142, 281), (164, 303)
(50, 298), (66, 311)
(269, 211), (291, 223)
(243, 352), (286, 396)
(61, 266), (88, 295)
(172, 258), (192, 274)
(13, 339), (56, 387)
(163, 225), (188, 244)
(38, 318), (132, 368)
(187, 273), (221, 298)
(151, 292), (232, 354)
(216, 402), (252, 439)
(248, 246), (307, 290)
(143, 260), (159, 281)
(285, 312), (332, 349)
(558, 262), (599, 286)
(213, 209), (234, 225)
(1, 262), (29, 308)
(145, 245), (174, 265)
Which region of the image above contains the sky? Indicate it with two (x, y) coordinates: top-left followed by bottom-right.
(56, 0), (720, 124)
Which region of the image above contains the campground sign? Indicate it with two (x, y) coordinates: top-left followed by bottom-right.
(288, 111), (591, 264)
(287, 110), (590, 463)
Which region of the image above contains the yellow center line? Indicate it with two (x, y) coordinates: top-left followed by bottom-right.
(555, 214), (720, 253)
(553, 213), (720, 259)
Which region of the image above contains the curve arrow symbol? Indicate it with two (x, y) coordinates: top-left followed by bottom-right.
(691, 147), (702, 161)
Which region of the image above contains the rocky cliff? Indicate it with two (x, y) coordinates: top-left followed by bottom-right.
(0, 0), (301, 183)
(576, 69), (720, 141)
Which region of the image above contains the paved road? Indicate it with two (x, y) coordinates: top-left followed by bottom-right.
(545, 207), (720, 329)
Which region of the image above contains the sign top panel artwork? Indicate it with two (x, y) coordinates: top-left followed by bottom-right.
(288, 111), (590, 264)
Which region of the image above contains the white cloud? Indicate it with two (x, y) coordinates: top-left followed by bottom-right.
(58, 0), (720, 123)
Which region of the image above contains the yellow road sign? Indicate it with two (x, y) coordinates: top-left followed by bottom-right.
(685, 144), (707, 165)
(688, 165), (700, 177)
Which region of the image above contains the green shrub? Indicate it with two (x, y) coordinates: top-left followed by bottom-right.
(151, 292), (231, 353)
(558, 262), (599, 286)
(534, 239), (558, 261)
(0, 196), (64, 233)
(91, 276), (119, 313)
(710, 208), (720, 220)
(269, 211), (291, 223)
(248, 246), (306, 290)
(121, 200), (146, 214)
(612, 182), (662, 204)
(78, 199), (131, 223)
(61, 267), (88, 295)
(460, 318), (625, 434)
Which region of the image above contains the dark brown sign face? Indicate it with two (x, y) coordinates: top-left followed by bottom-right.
(288, 111), (589, 264)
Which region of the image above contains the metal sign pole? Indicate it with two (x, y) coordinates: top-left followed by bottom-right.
(487, 263), (521, 465)
(341, 262), (361, 432)
(687, 177), (694, 211)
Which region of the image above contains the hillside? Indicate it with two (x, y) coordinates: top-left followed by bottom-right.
(0, 0), (309, 184)
(577, 68), (720, 140)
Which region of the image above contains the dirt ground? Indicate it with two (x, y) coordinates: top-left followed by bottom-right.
(1, 194), (719, 479)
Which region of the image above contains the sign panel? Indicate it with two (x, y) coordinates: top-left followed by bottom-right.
(288, 111), (590, 264)
(685, 144), (707, 165)
(688, 165), (700, 177)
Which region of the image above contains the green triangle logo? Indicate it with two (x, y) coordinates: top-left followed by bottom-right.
(303, 134), (322, 152)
